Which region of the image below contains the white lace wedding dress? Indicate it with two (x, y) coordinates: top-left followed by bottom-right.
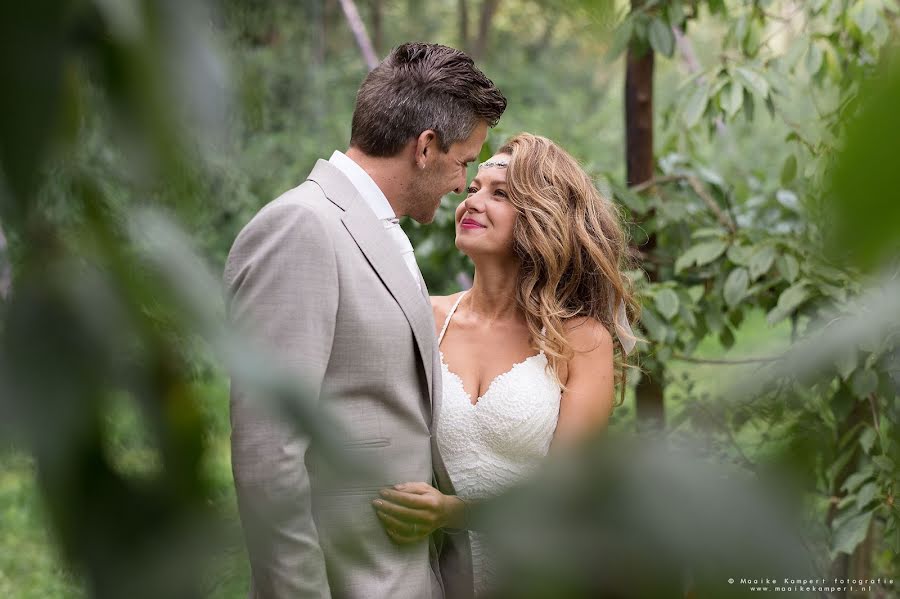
(435, 291), (562, 597)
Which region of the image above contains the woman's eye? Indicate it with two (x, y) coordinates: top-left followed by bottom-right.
(466, 186), (478, 194)
(495, 189), (508, 198)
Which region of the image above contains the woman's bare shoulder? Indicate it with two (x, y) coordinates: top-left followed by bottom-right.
(562, 316), (614, 353)
(430, 292), (466, 329)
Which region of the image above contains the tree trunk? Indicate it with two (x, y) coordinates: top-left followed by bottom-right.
(337, 0), (379, 71)
(472, 0), (501, 60)
(624, 1), (663, 429)
(458, 0), (470, 52)
(370, 0), (384, 57)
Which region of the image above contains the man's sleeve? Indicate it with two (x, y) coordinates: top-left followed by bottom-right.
(223, 199), (338, 599)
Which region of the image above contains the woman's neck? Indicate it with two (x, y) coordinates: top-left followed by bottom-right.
(464, 257), (522, 324)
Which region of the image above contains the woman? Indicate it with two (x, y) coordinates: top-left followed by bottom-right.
(372, 133), (639, 596)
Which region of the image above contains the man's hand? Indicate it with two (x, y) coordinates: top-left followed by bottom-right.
(372, 482), (467, 544)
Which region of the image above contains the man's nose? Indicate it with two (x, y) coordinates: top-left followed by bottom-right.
(453, 171), (467, 195)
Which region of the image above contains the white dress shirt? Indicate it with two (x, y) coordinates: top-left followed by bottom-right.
(328, 151), (423, 293)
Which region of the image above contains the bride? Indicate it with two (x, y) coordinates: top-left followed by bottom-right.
(372, 132), (638, 596)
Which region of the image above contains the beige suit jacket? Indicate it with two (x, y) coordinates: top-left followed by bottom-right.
(224, 160), (472, 599)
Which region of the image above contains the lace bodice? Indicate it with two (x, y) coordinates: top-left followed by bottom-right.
(434, 291), (561, 596)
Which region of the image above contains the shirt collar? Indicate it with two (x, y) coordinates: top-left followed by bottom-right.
(328, 150), (395, 220)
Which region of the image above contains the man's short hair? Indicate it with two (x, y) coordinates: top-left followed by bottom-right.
(350, 42), (507, 157)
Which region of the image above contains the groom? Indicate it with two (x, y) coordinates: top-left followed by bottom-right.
(224, 43), (506, 599)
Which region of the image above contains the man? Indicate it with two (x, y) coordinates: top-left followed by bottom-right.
(224, 42), (506, 599)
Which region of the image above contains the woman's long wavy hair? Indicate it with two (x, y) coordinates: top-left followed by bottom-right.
(499, 133), (640, 407)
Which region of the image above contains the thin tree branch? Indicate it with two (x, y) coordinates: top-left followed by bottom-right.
(671, 353), (782, 365)
(694, 401), (758, 472)
(685, 174), (737, 233)
(0, 222), (10, 300)
(629, 174), (737, 232)
(868, 393), (881, 438)
(337, 0), (379, 71)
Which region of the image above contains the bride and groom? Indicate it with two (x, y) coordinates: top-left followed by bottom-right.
(224, 42), (638, 599)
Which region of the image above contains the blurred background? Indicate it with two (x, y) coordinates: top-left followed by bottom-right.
(0, 0), (898, 597)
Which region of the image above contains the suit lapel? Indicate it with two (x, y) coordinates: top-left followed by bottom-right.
(307, 160), (435, 412)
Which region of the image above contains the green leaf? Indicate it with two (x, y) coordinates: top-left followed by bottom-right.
(727, 243), (751, 266)
(777, 282), (809, 311)
(666, 1), (684, 27)
(704, 308), (725, 334)
(851, 1), (878, 34)
(831, 510), (873, 556)
(806, 42), (823, 78)
(648, 18), (675, 58)
(734, 67), (769, 99)
(776, 254), (800, 283)
(767, 282), (809, 325)
(873, 455), (896, 472)
(834, 347), (858, 381)
(841, 467), (874, 493)
(748, 245), (776, 280)
(859, 427), (877, 454)
(675, 241), (726, 273)
(693, 240), (728, 267)
(640, 308), (668, 343)
(682, 84), (710, 128)
(723, 267), (749, 308)
(606, 19), (634, 62)
(743, 21), (761, 56)
(724, 80), (743, 117)
(742, 89), (755, 122)
(718, 325), (735, 349)
(856, 482), (879, 509)
(850, 369), (878, 399)
(615, 187), (647, 212)
(654, 288), (680, 320)
(780, 155), (797, 185)
(823, 43), (843, 82)
(691, 227), (726, 240)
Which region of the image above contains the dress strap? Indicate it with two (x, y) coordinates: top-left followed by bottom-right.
(438, 290), (468, 346)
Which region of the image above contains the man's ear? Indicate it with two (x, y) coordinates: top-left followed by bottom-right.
(415, 130), (438, 169)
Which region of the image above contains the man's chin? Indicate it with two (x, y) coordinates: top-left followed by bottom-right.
(410, 204), (441, 225)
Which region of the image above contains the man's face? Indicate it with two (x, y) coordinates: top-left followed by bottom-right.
(407, 120), (488, 224)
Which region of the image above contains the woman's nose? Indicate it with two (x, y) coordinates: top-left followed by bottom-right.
(464, 190), (485, 212)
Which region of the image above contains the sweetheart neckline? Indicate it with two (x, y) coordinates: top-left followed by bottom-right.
(439, 350), (545, 408)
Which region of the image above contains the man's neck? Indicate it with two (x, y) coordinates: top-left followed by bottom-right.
(345, 147), (408, 217)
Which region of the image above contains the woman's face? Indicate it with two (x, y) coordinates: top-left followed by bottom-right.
(454, 153), (518, 259)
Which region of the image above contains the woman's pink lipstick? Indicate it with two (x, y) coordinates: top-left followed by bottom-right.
(460, 218), (486, 229)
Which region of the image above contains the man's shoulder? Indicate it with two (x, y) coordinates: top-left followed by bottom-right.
(226, 180), (339, 265)
(240, 180), (338, 234)
(264, 179), (337, 219)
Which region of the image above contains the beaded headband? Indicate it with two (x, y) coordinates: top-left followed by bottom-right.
(478, 159), (509, 169)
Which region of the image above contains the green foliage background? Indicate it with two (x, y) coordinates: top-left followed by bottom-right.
(0, 0), (898, 597)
